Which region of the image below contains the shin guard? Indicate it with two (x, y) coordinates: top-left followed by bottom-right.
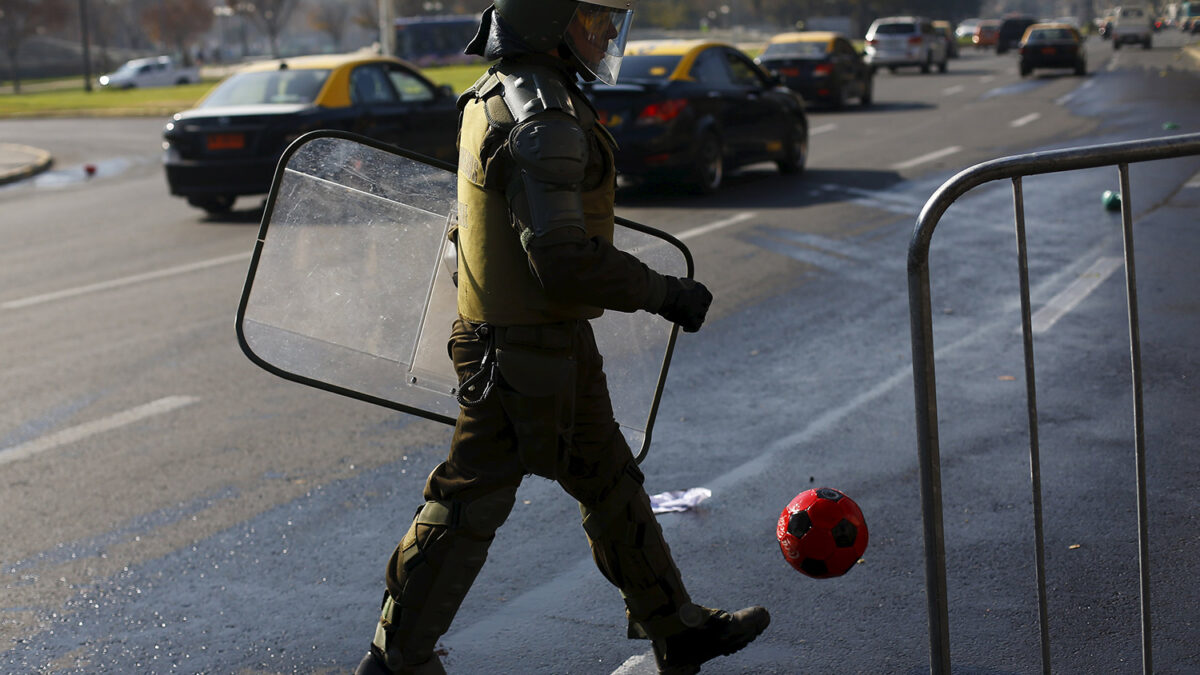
(578, 462), (694, 640)
(374, 488), (516, 668)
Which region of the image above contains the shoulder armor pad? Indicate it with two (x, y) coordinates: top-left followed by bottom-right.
(509, 118), (587, 184)
(499, 65), (578, 124)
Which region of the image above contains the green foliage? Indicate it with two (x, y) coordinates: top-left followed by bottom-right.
(641, 1), (693, 29)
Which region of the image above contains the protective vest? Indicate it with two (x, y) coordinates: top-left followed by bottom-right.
(455, 60), (617, 326)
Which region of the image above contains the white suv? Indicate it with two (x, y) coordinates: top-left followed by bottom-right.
(1111, 5), (1153, 49)
(865, 16), (949, 74)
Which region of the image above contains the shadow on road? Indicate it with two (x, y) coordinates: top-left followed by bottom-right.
(616, 167), (905, 210)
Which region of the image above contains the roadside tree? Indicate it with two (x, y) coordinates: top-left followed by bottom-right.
(308, 0), (351, 52)
(140, 0), (214, 66)
(1, 0), (69, 93)
(229, 0), (299, 58)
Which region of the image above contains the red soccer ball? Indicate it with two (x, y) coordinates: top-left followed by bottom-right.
(776, 487), (868, 579)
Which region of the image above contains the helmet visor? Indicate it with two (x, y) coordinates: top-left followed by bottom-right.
(564, 3), (633, 85)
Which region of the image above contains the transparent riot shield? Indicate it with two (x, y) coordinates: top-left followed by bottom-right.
(237, 131), (692, 461)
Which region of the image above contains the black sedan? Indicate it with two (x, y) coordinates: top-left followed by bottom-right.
(755, 31), (873, 109)
(1018, 23), (1087, 77)
(162, 52), (459, 214)
(582, 40), (809, 194)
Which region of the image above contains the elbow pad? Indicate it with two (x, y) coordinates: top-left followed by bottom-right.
(508, 117), (588, 240)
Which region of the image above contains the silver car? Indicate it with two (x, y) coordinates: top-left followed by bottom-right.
(864, 16), (949, 73)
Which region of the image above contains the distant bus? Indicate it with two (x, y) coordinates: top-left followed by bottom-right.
(394, 14), (483, 66)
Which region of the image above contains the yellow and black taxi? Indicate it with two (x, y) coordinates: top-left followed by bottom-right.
(755, 31), (873, 109)
(162, 51), (458, 214)
(581, 39), (808, 194)
(1017, 23), (1087, 77)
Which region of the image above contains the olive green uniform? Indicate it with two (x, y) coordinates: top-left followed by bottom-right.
(369, 55), (701, 670)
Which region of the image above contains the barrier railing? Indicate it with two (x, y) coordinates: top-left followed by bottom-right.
(906, 132), (1200, 674)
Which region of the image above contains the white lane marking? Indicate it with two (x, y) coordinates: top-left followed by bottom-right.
(1021, 257), (1124, 335)
(1057, 79), (1094, 105)
(824, 183), (927, 208)
(979, 75), (996, 83)
(815, 183), (925, 215)
(809, 123), (838, 135)
(611, 653), (653, 675)
(1010, 112), (1041, 128)
(2, 252), (251, 310)
(890, 146), (962, 171)
(0, 396), (199, 467)
(942, 84), (965, 96)
(1185, 173), (1200, 188)
(676, 212), (756, 241)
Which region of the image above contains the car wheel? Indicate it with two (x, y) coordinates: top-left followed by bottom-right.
(1075, 61), (1087, 76)
(888, 66), (897, 73)
(776, 120), (807, 175)
(938, 57), (948, 73)
(188, 195), (236, 214)
(689, 132), (723, 194)
(860, 78), (873, 106)
(1114, 40), (1121, 50)
(1143, 38), (1151, 49)
(920, 53), (931, 74)
(1019, 64), (1032, 77)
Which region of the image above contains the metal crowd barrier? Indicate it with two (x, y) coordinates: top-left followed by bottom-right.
(906, 131), (1200, 674)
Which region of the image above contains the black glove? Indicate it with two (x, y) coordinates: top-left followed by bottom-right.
(658, 277), (712, 333)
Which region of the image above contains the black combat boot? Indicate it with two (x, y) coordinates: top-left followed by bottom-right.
(354, 648), (445, 675)
(651, 606), (770, 674)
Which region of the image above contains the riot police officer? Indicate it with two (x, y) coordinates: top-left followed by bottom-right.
(356, 2), (768, 673)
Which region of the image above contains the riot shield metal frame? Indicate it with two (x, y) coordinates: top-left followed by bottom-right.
(236, 130), (693, 463)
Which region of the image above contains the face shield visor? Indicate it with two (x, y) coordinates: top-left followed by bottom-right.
(563, 1), (634, 85)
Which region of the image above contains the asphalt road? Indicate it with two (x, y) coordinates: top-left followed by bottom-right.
(1, 34), (1199, 674)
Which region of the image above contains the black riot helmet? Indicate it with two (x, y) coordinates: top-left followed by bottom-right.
(490, 0), (635, 85)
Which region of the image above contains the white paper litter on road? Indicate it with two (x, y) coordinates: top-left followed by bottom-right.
(649, 488), (712, 513)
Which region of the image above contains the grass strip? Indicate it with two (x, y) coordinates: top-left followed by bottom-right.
(0, 64), (488, 119)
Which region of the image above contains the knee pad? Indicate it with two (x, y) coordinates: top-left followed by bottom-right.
(381, 488), (517, 662)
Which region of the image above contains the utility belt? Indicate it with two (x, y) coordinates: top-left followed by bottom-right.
(454, 319), (580, 480)
(455, 320), (578, 406)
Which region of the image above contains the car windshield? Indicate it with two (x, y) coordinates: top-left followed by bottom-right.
(114, 61), (149, 74)
(761, 41), (827, 59)
(201, 69), (331, 107)
(1028, 28), (1075, 41)
(617, 55), (682, 81)
(873, 23), (917, 34)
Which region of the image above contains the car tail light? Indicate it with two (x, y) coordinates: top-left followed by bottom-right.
(813, 64), (833, 77)
(636, 98), (688, 125)
(908, 36), (923, 45)
(866, 39), (878, 46)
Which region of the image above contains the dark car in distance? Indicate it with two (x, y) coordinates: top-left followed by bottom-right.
(756, 31), (873, 109)
(582, 40), (809, 194)
(1018, 23), (1087, 77)
(162, 52), (458, 214)
(996, 15), (1039, 53)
